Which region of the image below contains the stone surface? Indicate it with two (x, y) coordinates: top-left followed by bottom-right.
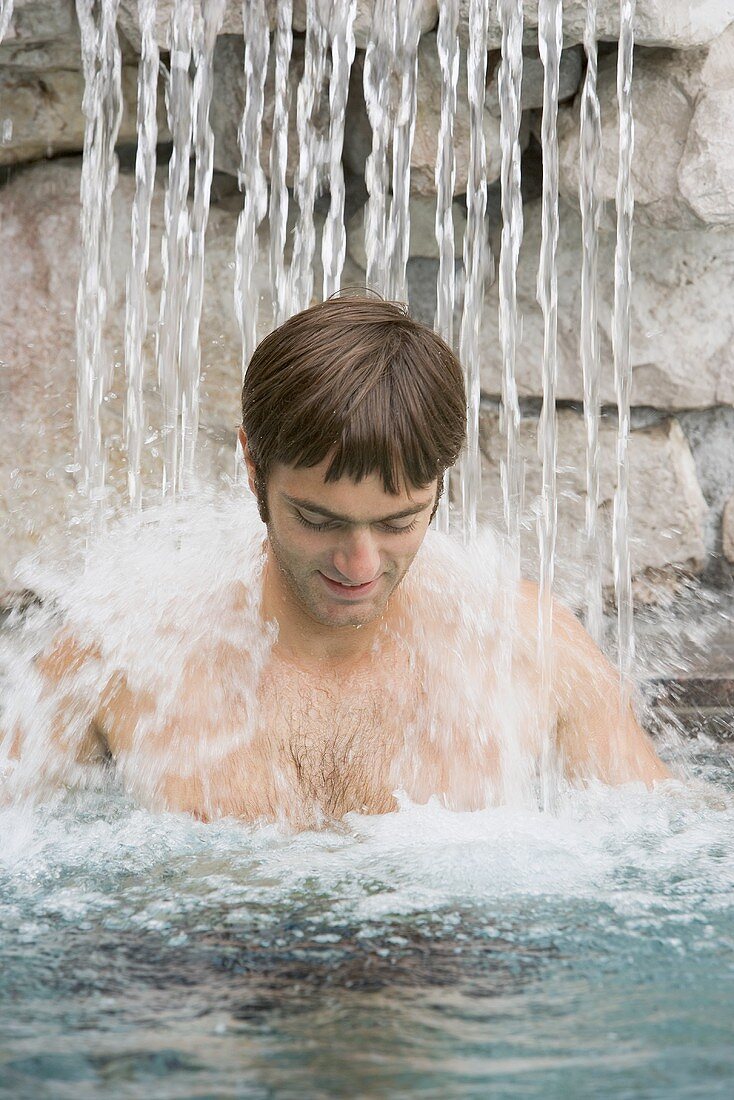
(0, 158), (245, 597)
(346, 195), (467, 268)
(485, 45), (583, 118)
(0, 156), (370, 599)
(344, 34), (518, 196)
(678, 407), (734, 565)
(479, 197), (734, 410)
(0, 64), (154, 167)
(723, 497), (734, 563)
(117, 1), (437, 52)
(0, 0), (76, 45)
(475, 408), (708, 603)
(210, 34), (325, 186)
(557, 29), (734, 229)
(463, 0), (734, 49)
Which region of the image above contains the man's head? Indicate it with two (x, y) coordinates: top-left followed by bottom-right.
(239, 295), (466, 629)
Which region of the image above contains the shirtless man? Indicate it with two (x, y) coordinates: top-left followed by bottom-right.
(3, 296), (670, 825)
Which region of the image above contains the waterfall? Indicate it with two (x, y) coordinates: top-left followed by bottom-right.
(234, 0), (270, 378)
(269, 0), (294, 327)
(156, 0), (194, 500)
(458, 0), (490, 545)
(56, 0), (640, 661)
(497, 0), (524, 558)
(579, 0), (603, 646)
(288, 0), (329, 314)
(74, 0), (123, 524)
(321, 0), (357, 301)
(536, 0), (563, 807)
(124, 0), (159, 512)
(614, 0), (637, 686)
(177, 1), (224, 493)
(433, 0), (459, 535)
(0, 0), (13, 44)
(363, 0), (421, 300)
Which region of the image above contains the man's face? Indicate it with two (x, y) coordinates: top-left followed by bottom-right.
(259, 456), (437, 629)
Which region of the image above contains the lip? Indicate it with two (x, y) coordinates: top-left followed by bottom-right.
(319, 573), (381, 600)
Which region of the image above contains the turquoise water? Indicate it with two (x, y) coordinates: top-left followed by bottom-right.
(1, 743), (733, 1099)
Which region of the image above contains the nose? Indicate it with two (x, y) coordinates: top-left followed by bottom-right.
(331, 528), (382, 585)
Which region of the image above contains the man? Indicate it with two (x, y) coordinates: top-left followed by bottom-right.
(2, 296), (670, 825)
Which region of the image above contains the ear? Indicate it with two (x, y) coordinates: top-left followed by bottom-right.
(238, 427), (258, 498)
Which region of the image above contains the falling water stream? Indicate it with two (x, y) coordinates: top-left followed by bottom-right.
(457, 0), (490, 543)
(4, 5), (732, 1096)
(579, 0), (603, 647)
(614, 0), (637, 688)
(432, 0), (459, 535)
(536, 0), (562, 808)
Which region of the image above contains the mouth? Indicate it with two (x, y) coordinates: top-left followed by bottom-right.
(318, 573), (381, 600)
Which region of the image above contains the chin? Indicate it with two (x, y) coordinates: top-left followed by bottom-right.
(310, 597), (386, 629)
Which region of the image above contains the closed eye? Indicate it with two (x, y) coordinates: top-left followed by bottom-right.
(295, 513), (419, 534)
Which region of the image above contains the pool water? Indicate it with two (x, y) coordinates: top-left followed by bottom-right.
(1, 741), (733, 1099)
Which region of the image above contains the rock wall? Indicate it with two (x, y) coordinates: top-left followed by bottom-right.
(1, 0), (733, 606)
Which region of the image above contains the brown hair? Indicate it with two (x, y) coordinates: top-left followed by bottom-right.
(241, 295), (466, 517)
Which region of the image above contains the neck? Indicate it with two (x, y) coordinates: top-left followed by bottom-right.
(260, 552), (388, 670)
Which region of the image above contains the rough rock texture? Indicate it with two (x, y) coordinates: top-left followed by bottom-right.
(0, 65), (154, 167)
(344, 34), (515, 196)
(210, 34), (324, 186)
(557, 28), (734, 229)
(485, 45), (583, 118)
(476, 408), (708, 602)
(0, 0), (76, 46)
(723, 496), (734, 563)
(0, 159), (240, 596)
(117, 0), (437, 52)
(346, 195), (467, 268)
(678, 407), (734, 572)
(479, 198), (734, 410)
(0, 157), (369, 598)
(464, 0), (734, 50)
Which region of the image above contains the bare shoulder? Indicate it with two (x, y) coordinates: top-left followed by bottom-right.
(513, 578), (671, 786)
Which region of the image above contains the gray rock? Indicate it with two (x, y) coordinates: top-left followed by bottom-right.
(117, 1), (437, 53)
(0, 0), (76, 45)
(0, 64), (153, 166)
(557, 28), (734, 229)
(485, 44), (583, 118)
(479, 197), (734, 410)
(476, 407), (708, 604)
(723, 496), (734, 563)
(0, 156), (370, 598)
(346, 194), (467, 268)
(293, 0), (438, 49)
(463, 0), (734, 49)
(210, 33), (324, 187)
(116, 0), (271, 52)
(344, 34), (513, 196)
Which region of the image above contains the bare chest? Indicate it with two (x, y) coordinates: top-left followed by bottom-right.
(255, 661), (411, 819)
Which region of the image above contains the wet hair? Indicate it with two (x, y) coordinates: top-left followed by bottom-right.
(241, 295), (467, 520)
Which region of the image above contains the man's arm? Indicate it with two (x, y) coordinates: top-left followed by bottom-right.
(2, 629), (109, 797)
(517, 581), (671, 787)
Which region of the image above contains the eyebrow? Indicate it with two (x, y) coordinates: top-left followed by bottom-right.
(282, 494), (432, 524)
